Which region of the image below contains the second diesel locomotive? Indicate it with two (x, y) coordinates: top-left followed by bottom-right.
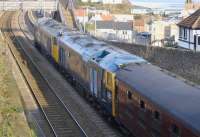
(34, 18), (200, 137)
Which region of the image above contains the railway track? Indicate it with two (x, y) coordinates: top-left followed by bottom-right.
(0, 11), (88, 137)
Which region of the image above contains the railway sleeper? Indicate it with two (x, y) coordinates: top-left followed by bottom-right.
(33, 44), (124, 136)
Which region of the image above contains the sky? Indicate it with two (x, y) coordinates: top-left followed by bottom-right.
(130, 0), (200, 9)
(133, 0), (199, 3)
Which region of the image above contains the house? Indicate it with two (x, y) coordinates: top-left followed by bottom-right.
(113, 14), (134, 22)
(178, 9), (200, 51)
(81, 0), (89, 3)
(151, 8), (165, 15)
(185, 0), (200, 11)
(183, 0), (200, 18)
(89, 14), (113, 23)
(102, 0), (122, 4)
(96, 21), (133, 43)
(101, 14), (113, 21)
(75, 9), (89, 24)
(133, 17), (145, 32)
(87, 0), (122, 4)
(131, 6), (152, 15)
(151, 19), (179, 47)
(90, 0), (102, 3)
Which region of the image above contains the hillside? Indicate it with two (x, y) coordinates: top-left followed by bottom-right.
(75, 0), (133, 14)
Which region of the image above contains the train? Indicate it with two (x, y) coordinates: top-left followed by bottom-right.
(33, 17), (200, 137)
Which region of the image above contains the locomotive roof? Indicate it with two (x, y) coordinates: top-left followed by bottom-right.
(38, 18), (147, 72)
(116, 63), (200, 135)
(37, 18), (70, 37)
(96, 47), (146, 72)
(60, 34), (106, 61)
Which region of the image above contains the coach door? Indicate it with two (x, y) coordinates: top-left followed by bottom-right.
(90, 68), (98, 97)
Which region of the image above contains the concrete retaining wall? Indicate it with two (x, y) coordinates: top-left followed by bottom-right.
(112, 42), (200, 84)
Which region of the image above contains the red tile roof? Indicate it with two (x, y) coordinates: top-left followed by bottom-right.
(101, 14), (113, 21)
(134, 19), (144, 26)
(75, 9), (86, 17)
(178, 8), (200, 29)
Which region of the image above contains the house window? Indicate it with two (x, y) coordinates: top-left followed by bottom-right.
(140, 100), (145, 109)
(170, 124), (180, 136)
(154, 111), (160, 120)
(127, 90), (132, 100)
(179, 27), (182, 38)
(183, 28), (187, 40)
(198, 36), (200, 45)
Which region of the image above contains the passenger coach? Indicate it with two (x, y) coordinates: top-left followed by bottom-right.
(34, 18), (200, 137)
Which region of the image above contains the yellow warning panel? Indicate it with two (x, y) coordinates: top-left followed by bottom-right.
(104, 71), (116, 117)
(51, 45), (59, 63)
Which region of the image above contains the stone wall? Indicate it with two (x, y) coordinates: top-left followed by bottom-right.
(111, 42), (200, 84)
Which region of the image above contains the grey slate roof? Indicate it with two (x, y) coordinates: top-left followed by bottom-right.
(96, 21), (133, 30)
(116, 63), (200, 135)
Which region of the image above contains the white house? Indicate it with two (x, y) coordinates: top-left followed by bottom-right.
(81, 0), (89, 2)
(90, 0), (102, 3)
(178, 9), (200, 51)
(75, 9), (89, 24)
(102, 0), (122, 4)
(113, 14), (134, 22)
(151, 20), (179, 47)
(131, 6), (152, 15)
(96, 21), (133, 43)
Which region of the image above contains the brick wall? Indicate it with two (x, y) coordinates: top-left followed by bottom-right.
(111, 42), (200, 84)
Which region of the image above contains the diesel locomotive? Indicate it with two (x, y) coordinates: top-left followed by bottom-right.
(34, 18), (200, 137)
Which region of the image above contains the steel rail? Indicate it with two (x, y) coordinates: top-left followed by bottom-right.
(0, 11), (88, 137)
(17, 11), (89, 137)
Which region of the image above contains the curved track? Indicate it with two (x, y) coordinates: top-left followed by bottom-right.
(0, 11), (88, 137)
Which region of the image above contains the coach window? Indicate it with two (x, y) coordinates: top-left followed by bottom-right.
(127, 90), (132, 100)
(140, 100), (145, 109)
(67, 52), (70, 57)
(154, 110), (160, 120)
(171, 124), (180, 136)
(198, 36), (200, 45)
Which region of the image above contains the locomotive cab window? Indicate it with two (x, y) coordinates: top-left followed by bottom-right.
(53, 37), (57, 45)
(170, 124), (180, 136)
(140, 100), (145, 109)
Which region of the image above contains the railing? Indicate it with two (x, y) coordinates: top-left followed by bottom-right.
(58, 3), (67, 25)
(0, 1), (58, 11)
